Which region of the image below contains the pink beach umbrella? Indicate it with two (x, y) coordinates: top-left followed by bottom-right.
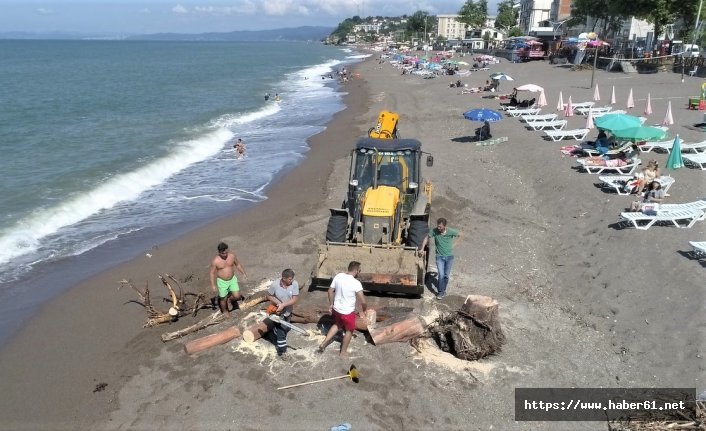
(585, 109), (594, 129)
(537, 89), (547, 107)
(564, 96), (574, 117)
(593, 84), (600, 101)
(644, 93), (653, 116)
(556, 91), (564, 111)
(663, 101), (674, 126)
(626, 88), (634, 109)
(611, 86), (616, 104)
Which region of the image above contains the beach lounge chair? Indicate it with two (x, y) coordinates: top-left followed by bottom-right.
(690, 241), (706, 256)
(545, 128), (590, 141)
(618, 209), (705, 230)
(521, 113), (557, 122)
(527, 119), (567, 131)
(660, 199), (706, 219)
(684, 154), (706, 169)
(597, 175), (675, 195)
(563, 101), (595, 112)
(506, 108), (540, 117)
(682, 141), (706, 154)
(575, 106), (612, 116)
(576, 158), (641, 174)
(593, 109), (625, 118)
(638, 139), (676, 153)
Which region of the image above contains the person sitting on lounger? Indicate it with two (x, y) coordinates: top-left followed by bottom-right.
(630, 180), (665, 212)
(634, 160), (660, 194)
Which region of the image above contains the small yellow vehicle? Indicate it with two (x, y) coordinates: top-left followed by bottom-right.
(368, 110), (399, 139)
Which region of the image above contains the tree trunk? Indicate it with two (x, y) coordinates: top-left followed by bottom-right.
(370, 313), (426, 345)
(428, 295), (505, 361)
(242, 319), (274, 343)
(289, 305), (406, 331)
(184, 326), (241, 354)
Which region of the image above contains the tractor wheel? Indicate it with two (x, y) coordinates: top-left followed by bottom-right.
(406, 220), (428, 248)
(368, 127), (376, 137)
(325, 214), (348, 242)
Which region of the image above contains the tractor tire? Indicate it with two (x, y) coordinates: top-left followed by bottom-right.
(406, 220), (428, 248)
(368, 127), (376, 137)
(325, 214), (348, 243)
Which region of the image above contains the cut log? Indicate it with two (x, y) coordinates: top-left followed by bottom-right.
(242, 320), (274, 343)
(289, 305), (405, 332)
(370, 313), (426, 345)
(427, 295), (505, 361)
(184, 326), (241, 354)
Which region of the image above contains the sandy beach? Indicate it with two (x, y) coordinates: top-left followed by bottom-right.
(0, 53), (704, 430)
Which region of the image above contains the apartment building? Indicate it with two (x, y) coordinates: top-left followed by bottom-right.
(519, 0), (552, 34)
(437, 15), (498, 40)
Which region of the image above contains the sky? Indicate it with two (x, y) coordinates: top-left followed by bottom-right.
(0, 0), (497, 35)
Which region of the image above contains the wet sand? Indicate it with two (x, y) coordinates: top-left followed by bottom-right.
(0, 54), (703, 430)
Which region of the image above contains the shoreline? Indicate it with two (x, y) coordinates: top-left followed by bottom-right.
(1, 52), (703, 430)
(0, 56), (374, 428)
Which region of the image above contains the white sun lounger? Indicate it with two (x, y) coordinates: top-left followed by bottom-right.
(593, 109), (626, 118)
(598, 175), (675, 195)
(575, 106), (613, 116)
(690, 241), (706, 256)
(506, 108), (541, 117)
(684, 154), (706, 169)
(545, 128), (590, 141)
(660, 199), (706, 219)
(563, 101), (595, 112)
(618, 209), (705, 230)
(527, 119), (567, 131)
(641, 140), (706, 154)
(521, 113), (557, 122)
(576, 158), (641, 174)
(638, 139), (676, 153)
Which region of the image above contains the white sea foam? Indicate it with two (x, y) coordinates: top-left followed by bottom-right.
(346, 54), (372, 59)
(0, 127), (233, 266)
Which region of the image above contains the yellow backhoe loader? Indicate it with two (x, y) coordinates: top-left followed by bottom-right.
(367, 110), (399, 139)
(312, 137), (433, 295)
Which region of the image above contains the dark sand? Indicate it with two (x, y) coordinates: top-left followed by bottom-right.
(0, 55), (703, 431)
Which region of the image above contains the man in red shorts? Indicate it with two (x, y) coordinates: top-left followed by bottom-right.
(318, 261), (367, 358)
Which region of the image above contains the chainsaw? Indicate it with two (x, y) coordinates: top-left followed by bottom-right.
(261, 306), (309, 336)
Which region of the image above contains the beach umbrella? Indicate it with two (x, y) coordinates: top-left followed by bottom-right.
(537, 89), (547, 107)
(611, 126), (667, 142)
(556, 91), (564, 111)
(663, 101), (674, 126)
(516, 84), (543, 92)
(463, 108), (503, 122)
(595, 113), (643, 132)
(665, 135), (684, 170)
(611, 86), (616, 104)
(490, 72), (514, 81)
(564, 96), (574, 117)
(626, 88), (635, 109)
(593, 84), (600, 101)
(644, 93), (653, 116)
(586, 109), (594, 129)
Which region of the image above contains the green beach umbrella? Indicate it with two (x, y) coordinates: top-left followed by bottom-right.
(594, 113), (642, 132)
(665, 135), (684, 170)
(611, 126), (666, 142)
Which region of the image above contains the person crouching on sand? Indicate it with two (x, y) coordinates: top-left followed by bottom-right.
(210, 242), (248, 315)
(318, 261), (367, 358)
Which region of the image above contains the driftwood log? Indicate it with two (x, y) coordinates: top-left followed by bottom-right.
(161, 289), (270, 342)
(427, 295), (505, 360)
(370, 314), (426, 345)
(242, 319), (275, 343)
(184, 326), (241, 354)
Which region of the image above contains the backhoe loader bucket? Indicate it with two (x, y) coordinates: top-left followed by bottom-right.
(312, 242), (425, 296)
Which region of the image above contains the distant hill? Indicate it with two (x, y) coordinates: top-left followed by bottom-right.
(0, 26), (333, 41)
(129, 26), (334, 42)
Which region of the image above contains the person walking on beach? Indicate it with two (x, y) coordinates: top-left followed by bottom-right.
(419, 218), (460, 299)
(265, 268), (299, 360)
(210, 242), (248, 315)
(318, 261), (367, 358)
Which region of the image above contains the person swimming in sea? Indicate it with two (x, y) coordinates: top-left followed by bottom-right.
(264, 92), (270, 101)
(274, 93), (281, 102)
(233, 138), (246, 159)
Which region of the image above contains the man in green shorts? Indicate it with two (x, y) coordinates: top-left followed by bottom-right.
(210, 242), (248, 315)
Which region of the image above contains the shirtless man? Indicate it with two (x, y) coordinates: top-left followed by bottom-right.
(233, 138), (245, 158)
(210, 242), (248, 315)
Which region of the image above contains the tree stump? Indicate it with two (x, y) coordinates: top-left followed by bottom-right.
(428, 295), (505, 361)
(242, 319), (274, 343)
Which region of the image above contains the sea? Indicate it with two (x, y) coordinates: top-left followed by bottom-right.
(0, 39), (368, 344)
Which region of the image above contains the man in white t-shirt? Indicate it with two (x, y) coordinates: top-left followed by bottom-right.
(317, 261), (367, 358)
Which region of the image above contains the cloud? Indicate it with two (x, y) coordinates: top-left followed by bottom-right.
(36, 8), (53, 15)
(172, 4), (188, 14)
(193, 2), (258, 15)
(139, 8), (151, 14)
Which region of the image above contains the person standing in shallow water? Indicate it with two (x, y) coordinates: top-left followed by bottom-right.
(419, 218), (460, 300)
(209, 242), (247, 315)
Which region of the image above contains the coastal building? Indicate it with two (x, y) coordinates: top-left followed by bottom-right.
(353, 23), (382, 33)
(549, 0), (571, 23)
(519, 0), (552, 34)
(436, 14), (502, 46)
(437, 14), (468, 41)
